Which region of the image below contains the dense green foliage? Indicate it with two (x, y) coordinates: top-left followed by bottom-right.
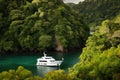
(69, 14), (120, 80)
(0, 0), (89, 53)
(71, 0), (120, 30)
(0, 66), (42, 80)
(44, 70), (72, 80)
(0, 66), (71, 80)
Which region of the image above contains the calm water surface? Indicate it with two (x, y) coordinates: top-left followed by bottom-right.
(0, 52), (80, 77)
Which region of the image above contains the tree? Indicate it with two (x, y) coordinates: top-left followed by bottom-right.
(44, 70), (72, 80)
(38, 35), (52, 50)
(69, 14), (120, 80)
(0, 66), (42, 80)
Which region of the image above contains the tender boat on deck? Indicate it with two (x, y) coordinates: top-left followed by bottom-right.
(36, 52), (64, 66)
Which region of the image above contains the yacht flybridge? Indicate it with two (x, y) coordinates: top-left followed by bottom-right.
(36, 52), (64, 66)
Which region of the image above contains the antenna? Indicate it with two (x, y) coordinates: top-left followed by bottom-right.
(43, 51), (47, 57)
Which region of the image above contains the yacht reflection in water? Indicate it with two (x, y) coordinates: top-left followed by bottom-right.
(36, 66), (59, 77)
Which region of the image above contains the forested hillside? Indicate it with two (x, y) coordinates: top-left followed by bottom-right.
(0, 0), (89, 53)
(69, 14), (120, 80)
(72, 0), (120, 30)
(1, 0), (120, 80)
(1, 14), (120, 80)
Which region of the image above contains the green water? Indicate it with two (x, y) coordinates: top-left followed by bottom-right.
(0, 52), (80, 76)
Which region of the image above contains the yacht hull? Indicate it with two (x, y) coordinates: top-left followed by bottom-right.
(36, 61), (63, 66)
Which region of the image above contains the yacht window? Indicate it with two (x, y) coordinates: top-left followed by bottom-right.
(39, 60), (47, 62)
(50, 60), (54, 62)
(45, 58), (51, 59)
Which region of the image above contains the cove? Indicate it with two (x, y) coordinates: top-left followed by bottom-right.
(0, 51), (80, 77)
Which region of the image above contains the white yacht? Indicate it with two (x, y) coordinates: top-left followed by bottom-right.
(36, 52), (64, 66)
